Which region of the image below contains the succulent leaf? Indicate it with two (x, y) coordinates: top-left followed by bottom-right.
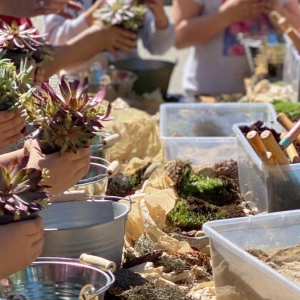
(0, 156), (50, 222)
(26, 78), (110, 154)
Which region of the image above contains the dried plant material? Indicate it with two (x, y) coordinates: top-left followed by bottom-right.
(121, 282), (196, 300)
(134, 234), (156, 256)
(159, 254), (186, 275)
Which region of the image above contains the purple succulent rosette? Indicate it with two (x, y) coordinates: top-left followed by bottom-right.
(25, 78), (112, 154)
(96, 0), (147, 32)
(0, 156), (50, 224)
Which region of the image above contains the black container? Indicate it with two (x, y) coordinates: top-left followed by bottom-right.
(110, 58), (175, 99)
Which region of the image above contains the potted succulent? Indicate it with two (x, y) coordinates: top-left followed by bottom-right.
(0, 20), (52, 67)
(0, 156), (49, 225)
(95, 0), (147, 32)
(0, 58), (34, 112)
(25, 78), (111, 155)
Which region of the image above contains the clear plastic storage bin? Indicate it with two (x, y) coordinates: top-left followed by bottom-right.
(160, 103), (277, 166)
(283, 34), (300, 102)
(233, 122), (300, 213)
(203, 210), (300, 300)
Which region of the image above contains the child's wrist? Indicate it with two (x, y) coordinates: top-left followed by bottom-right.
(218, 4), (234, 27)
(154, 10), (169, 29)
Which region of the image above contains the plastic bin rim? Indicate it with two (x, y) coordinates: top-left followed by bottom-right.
(160, 136), (237, 142)
(203, 211), (300, 294)
(159, 102), (277, 109)
(159, 103), (277, 137)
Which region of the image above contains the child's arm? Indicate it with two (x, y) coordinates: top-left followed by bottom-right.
(140, 11), (175, 55)
(44, 0), (103, 46)
(172, 0), (265, 49)
(41, 24), (137, 80)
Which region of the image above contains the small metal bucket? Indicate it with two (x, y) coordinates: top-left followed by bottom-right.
(0, 255), (115, 300)
(40, 196), (132, 267)
(71, 157), (109, 196)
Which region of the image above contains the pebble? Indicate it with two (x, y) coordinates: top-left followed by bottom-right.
(195, 230), (205, 237)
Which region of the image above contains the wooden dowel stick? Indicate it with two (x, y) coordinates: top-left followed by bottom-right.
(279, 119), (300, 149)
(260, 130), (289, 165)
(246, 131), (276, 166)
(277, 113), (300, 144)
(280, 133), (300, 163)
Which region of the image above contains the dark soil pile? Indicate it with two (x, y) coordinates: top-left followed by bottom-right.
(239, 120), (281, 142)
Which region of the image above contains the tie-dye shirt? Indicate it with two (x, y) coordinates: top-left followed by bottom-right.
(222, 0), (275, 56)
(183, 0), (292, 96)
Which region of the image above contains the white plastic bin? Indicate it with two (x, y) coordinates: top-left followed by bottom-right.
(233, 122), (300, 213)
(160, 103), (277, 166)
(283, 34), (300, 102)
(203, 210), (300, 300)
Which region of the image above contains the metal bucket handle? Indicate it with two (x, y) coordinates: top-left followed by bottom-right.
(49, 193), (135, 210)
(32, 255), (115, 299)
(91, 133), (121, 152)
(76, 156), (109, 185)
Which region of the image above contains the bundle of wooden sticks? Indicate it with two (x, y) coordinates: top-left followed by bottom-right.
(246, 113), (300, 166)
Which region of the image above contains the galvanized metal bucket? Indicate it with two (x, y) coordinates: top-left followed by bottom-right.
(40, 196), (132, 267)
(0, 255), (115, 300)
(71, 157), (110, 196)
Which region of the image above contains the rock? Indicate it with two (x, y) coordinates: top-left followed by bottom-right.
(245, 201), (257, 209)
(200, 245), (211, 256)
(195, 230), (205, 237)
(170, 233), (209, 250)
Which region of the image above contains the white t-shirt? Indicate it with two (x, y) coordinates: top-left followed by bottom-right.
(183, 0), (292, 97)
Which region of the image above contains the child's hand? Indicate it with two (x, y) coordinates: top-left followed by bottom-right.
(0, 111), (25, 150)
(0, 216), (44, 279)
(144, 0), (169, 28)
(25, 139), (91, 195)
(102, 26), (137, 59)
(220, 0), (266, 23)
(263, 0), (281, 14)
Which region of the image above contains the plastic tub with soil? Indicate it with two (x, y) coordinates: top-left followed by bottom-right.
(203, 210), (300, 300)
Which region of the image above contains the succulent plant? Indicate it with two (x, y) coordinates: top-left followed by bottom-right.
(25, 78), (111, 154)
(0, 58), (34, 111)
(0, 20), (45, 53)
(95, 0), (147, 32)
(0, 156), (49, 224)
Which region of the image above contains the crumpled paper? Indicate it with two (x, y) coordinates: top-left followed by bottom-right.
(103, 99), (164, 164)
(124, 172), (192, 253)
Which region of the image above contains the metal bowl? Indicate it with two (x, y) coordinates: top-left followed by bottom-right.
(0, 257), (115, 300)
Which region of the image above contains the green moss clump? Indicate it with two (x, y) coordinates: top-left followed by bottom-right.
(177, 167), (235, 206)
(167, 199), (227, 231)
(273, 101), (300, 122)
